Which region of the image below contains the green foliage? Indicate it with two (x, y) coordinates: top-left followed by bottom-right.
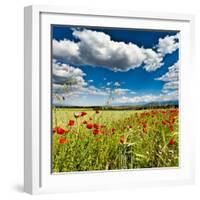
(52, 108), (179, 173)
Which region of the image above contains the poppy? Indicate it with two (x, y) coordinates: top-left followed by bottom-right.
(68, 120), (75, 126)
(56, 127), (65, 135)
(168, 139), (175, 145)
(143, 128), (147, 133)
(120, 137), (125, 144)
(83, 120), (88, 124)
(112, 128), (116, 133)
(93, 123), (100, 129)
(89, 117), (92, 120)
(171, 118), (175, 124)
(81, 111), (87, 116)
(169, 125), (174, 132)
(95, 110), (100, 114)
(93, 129), (101, 135)
(143, 123), (147, 129)
(74, 112), (82, 118)
(59, 138), (67, 144)
(86, 123), (93, 129)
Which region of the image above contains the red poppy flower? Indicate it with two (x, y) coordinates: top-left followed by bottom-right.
(169, 139), (175, 145)
(143, 128), (147, 133)
(169, 125), (174, 132)
(83, 120), (88, 124)
(143, 123), (147, 129)
(56, 127), (66, 135)
(120, 137), (125, 144)
(68, 120), (75, 126)
(59, 138), (67, 144)
(171, 118), (175, 124)
(112, 128), (116, 133)
(81, 111), (87, 116)
(93, 123), (100, 129)
(86, 123), (93, 129)
(93, 129), (101, 135)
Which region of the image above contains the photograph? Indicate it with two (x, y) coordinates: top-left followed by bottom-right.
(51, 25), (179, 173)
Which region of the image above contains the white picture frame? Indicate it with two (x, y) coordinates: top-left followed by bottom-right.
(24, 5), (195, 194)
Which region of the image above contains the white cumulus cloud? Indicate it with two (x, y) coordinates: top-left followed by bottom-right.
(114, 91), (178, 104)
(53, 29), (179, 72)
(52, 60), (87, 98)
(157, 33), (179, 56)
(155, 61), (179, 93)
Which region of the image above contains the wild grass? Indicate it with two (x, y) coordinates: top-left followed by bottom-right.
(52, 108), (179, 173)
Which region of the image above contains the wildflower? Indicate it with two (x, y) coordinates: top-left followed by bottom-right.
(171, 118), (175, 124)
(93, 123), (100, 129)
(143, 128), (147, 133)
(93, 129), (101, 135)
(169, 139), (175, 145)
(96, 110), (100, 114)
(81, 111), (87, 116)
(56, 127), (65, 135)
(112, 128), (116, 133)
(83, 120), (88, 124)
(169, 125), (174, 132)
(59, 138), (68, 144)
(142, 123), (147, 129)
(120, 137), (125, 144)
(68, 120), (75, 126)
(86, 123), (93, 129)
(74, 112), (82, 118)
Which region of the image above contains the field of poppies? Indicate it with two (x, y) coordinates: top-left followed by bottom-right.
(52, 108), (179, 173)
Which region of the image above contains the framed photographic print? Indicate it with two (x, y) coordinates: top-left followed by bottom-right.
(24, 5), (195, 194)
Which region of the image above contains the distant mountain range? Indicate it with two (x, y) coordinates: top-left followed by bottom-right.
(112, 100), (178, 106)
(143, 100), (178, 107)
(53, 100), (178, 108)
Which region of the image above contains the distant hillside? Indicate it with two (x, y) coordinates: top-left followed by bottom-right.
(53, 100), (178, 110)
(143, 100), (178, 107)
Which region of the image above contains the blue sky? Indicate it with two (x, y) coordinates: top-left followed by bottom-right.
(52, 25), (179, 106)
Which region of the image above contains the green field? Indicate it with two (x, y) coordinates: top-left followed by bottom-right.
(52, 108), (179, 173)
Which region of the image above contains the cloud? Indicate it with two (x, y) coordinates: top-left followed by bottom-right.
(85, 86), (134, 96)
(86, 86), (108, 96)
(52, 60), (136, 101)
(113, 88), (130, 95)
(155, 61), (179, 82)
(163, 81), (178, 91)
(52, 60), (87, 98)
(155, 61), (179, 93)
(157, 33), (179, 56)
(53, 39), (80, 63)
(106, 82), (112, 86)
(114, 90), (178, 104)
(53, 29), (178, 72)
(143, 49), (163, 71)
(114, 82), (120, 87)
